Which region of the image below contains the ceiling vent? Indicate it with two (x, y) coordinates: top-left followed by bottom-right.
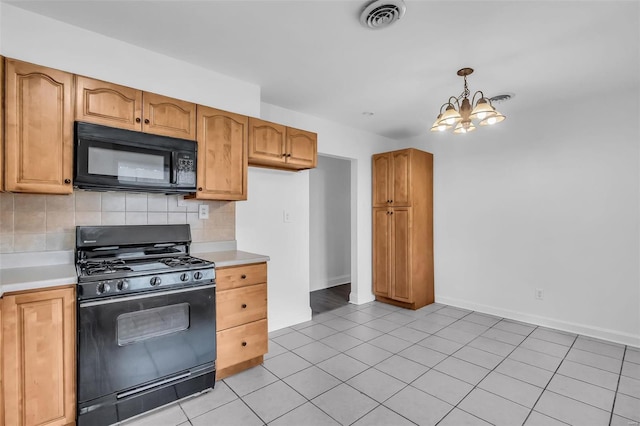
(360, 0), (406, 29)
(489, 93), (515, 104)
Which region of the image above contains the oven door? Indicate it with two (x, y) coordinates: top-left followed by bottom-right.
(78, 284), (216, 404)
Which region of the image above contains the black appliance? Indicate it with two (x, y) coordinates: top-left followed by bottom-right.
(75, 224), (215, 426)
(74, 122), (197, 194)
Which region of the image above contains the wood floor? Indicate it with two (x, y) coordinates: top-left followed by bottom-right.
(310, 283), (351, 316)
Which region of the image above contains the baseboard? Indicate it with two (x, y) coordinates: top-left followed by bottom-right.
(350, 291), (375, 305)
(310, 274), (351, 292)
(437, 295), (640, 348)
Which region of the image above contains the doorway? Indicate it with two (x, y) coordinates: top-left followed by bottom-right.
(309, 155), (352, 316)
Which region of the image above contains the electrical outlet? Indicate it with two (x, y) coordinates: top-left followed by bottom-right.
(198, 204), (209, 220)
(535, 288), (544, 300)
(283, 210), (292, 223)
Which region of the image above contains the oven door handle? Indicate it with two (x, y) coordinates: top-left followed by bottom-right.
(79, 283), (216, 307)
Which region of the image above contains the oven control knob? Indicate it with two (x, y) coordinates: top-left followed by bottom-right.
(116, 280), (129, 291)
(180, 273), (190, 282)
(194, 271), (203, 280)
(97, 282), (111, 294)
(150, 276), (162, 286)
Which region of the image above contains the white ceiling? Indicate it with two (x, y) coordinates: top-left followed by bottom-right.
(7, 0), (639, 140)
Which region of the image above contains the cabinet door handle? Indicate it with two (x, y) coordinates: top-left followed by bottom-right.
(144, 118), (150, 124)
(390, 211), (394, 215)
(198, 187), (203, 191)
(390, 200), (393, 203)
(64, 179), (71, 184)
(286, 153), (292, 157)
(135, 117), (141, 123)
(281, 153), (287, 157)
(241, 341), (247, 347)
(241, 274), (247, 279)
(241, 303), (247, 309)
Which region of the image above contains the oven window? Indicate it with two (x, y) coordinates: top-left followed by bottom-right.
(88, 146), (166, 182)
(117, 303), (190, 346)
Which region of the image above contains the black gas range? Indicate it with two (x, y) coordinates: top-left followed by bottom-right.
(75, 224), (216, 426)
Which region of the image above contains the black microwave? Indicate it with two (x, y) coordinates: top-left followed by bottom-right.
(74, 122), (197, 194)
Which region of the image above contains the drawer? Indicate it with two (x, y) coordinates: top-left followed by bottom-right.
(216, 263), (267, 290)
(216, 319), (268, 370)
(217, 283), (267, 330)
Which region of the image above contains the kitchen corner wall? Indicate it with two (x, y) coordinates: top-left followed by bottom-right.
(0, 191), (235, 253)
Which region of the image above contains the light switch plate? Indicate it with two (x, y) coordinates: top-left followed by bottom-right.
(283, 210), (292, 223)
(198, 204), (209, 219)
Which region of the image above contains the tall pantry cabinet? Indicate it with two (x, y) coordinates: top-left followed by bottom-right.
(372, 148), (434, 310)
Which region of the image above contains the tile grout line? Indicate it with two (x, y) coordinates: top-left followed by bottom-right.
(608, 345), (627, 426)
(522, 332), (578, 425)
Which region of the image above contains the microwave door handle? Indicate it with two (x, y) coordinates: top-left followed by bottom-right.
(170, 152), (177, 184)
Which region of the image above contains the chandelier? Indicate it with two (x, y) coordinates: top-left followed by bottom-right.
(431, 68), (505, 134)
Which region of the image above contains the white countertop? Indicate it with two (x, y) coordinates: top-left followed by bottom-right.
(193, 250), (270, 268)
(0, 245), (269, 297)
(0, 264), (77, 296)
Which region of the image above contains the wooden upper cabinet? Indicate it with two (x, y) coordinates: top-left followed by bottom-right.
(248, 118), (317, 171)
(142, 91), (196, 140)
(75, 76), (196, 139)
(2, 286), (76, 426)
(248, 118), (286, 165)
(194, 106), (247, 201)
(372, 150), (412, 207)
(5, 59), (74, 194)
(75, 75), (142, 131)
(286, 127), (317, 169)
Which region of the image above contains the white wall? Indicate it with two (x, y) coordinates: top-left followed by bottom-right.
(404, 86), (640, 346)
(236, 103), (400, 329)
(309, 156), (351, 291)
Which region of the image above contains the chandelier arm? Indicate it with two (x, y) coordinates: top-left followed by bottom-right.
(471, 90), (486, 106)
(447, 96), (460, 109)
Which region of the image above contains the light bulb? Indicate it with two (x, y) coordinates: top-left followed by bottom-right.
(487, 116), (497, 125)
(438, 124), (447, 131)
(445, 117), (456, 125)
(477, 112), (487, 120)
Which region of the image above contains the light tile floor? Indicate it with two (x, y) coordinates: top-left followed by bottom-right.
(121, 301), (640, 426)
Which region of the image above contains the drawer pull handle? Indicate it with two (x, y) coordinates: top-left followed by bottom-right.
(135, 117), (141, 123)
(241, 341), (247, 347)
(241, 274), (247, 279)
(241, 303), (247, 309)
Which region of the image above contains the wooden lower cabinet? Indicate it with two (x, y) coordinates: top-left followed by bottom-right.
(2, 285), (76, 426)
(215, 263), (268, 380)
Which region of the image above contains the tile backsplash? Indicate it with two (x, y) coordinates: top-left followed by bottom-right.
(0, 191), (235, 253)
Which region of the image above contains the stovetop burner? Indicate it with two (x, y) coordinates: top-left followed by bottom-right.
(160, 256), (209, 267)
(76, 224), (216, 300)
(84, 259), (133, 276)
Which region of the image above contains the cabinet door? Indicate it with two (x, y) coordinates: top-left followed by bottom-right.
(372, 208), (391, 297)
(75, 75), (142, 131)
(391, 207), (412, 302)
(195, 106), (247, 200)
(216, 319), (268, 370)
(285, 127), (317, 169)
(391, 150), (411, 206)
(2, 286), (76, 426)
(372, 153), (391, 207)
(248, 118), (286, 166)
(142, 92), (196, 140)
(217, 283), (267, 330)
(5, 60), (73, 194)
